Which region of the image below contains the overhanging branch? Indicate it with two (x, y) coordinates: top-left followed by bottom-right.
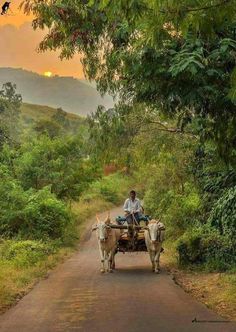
(160, 0), (232, 14)
(141, 120), (198, 139)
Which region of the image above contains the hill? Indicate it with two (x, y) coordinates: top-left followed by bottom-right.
(20, 103), (82, 123)
(20, 102), (86, 133)
(0, 68), (113, 116)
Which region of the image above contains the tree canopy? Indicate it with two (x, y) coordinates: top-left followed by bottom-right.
(22, 0), (236, 165)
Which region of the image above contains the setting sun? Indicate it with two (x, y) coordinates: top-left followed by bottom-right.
(44, 71), (53, 77)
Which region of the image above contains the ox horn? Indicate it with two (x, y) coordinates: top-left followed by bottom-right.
(96, 214), (100, 223)
(105, 211), (111, 224)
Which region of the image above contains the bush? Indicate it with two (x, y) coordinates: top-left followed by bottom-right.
(23, 187), (73, 239)
(0, 240), (56, 268)
(176, 227), (203, 265)
(85, 172), (133, 204)
(177, 226), (236, 271)
(0, 177), (28, 236)
(99, 185), (118, 203)
(144, 181), (201, 238)
(208, 186), (236, 237)
(0, 184), (72, 239)
(15, 135), (99, 200)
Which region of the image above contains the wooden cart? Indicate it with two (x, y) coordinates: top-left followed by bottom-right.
(108, 223), (148, 252)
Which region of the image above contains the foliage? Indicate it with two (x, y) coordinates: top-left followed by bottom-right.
(33, 108), (73, 138)
(87, 94), (236, 271)
(22, 187), (73, 239)
(81, 172), (133, 205)
(20, 102), (86, 135)
(0, 240), (56, 268)
(33, 119), (63, 138)
(208, 186), (236, 237)
(14, 135), (99, 200)
(177, 226), (236, 271)
(0, 182), (72, 239)
(22, 0), (236, 164)
(0, 83), (22, 146)
(0, 82), (22, 108)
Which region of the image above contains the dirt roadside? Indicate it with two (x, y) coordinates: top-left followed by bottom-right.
(162, 247), (236, 321)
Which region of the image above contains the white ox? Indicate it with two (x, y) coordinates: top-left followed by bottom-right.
(92, 213), (120, 273)
(144, 219), (165, 273)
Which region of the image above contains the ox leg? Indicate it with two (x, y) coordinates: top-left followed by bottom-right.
(99, 248), (105, 273)
(149, 251), (155, 272)
(111, 252), (116, 270)
(154, 249), (161, 273)
(110, 248), (117, 271)
(108, 251), (114, 273)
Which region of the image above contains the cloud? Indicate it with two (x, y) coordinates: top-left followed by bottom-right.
(0, 22), (84, 78)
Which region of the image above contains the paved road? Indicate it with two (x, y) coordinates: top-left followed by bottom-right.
(0, 207), (235, 332)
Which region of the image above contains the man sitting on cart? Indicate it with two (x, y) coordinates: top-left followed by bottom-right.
(123, 190), (142, 225)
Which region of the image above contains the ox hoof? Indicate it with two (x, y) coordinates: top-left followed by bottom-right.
(100, 269), (105, 273)
(155, 269), (160, 274)
(108, 269), (113, 273)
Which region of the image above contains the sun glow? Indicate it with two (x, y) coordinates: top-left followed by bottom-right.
(44, 71), (53, 77)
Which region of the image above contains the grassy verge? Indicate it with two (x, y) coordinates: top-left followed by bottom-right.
(0, 172), (133, 314)
(162, 241), (236, 320)
(0, 242), (71, 314)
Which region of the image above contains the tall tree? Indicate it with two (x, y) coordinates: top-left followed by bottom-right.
(0, 82), (22, 146)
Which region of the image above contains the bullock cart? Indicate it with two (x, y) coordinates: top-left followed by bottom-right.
(93, 213), (165, 273)
(106, 215), (150, 252)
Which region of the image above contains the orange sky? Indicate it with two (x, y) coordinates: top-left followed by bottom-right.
(0, 0), (85, 78)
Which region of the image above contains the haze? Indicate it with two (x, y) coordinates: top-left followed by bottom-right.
(0, 0), (85, 78)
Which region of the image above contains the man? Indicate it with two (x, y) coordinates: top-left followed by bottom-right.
(123, 190), (142, 225)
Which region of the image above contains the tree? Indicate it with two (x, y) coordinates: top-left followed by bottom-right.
(34, 119), (63, 138)
(0, 82), (22, 146)
(0, 82), (22, 109)
(52, 107), (70, 130)
(15, 135), (99, 200)
(22, 0), (236, 165)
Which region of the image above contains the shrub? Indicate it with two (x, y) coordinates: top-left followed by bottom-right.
(0, 240), (56, 268)
(99, 185), (118, 203)
(208, 186), (236, 237)
(176, 227), (203, 265)
(176, 226), (236, 271)
(0, 177), (28, 236)
(15, 135), (99, 200)
(22, 187), (73, 239)
(87, 172), (133, 204)
(0, 184), (72, 239)
(144, 181), (201, 238)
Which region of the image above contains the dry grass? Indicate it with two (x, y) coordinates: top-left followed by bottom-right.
(20, 103), (82, 122)
(0, 248), (71, 314)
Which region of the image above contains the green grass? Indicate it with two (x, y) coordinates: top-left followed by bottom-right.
(0, 243), (71, 313)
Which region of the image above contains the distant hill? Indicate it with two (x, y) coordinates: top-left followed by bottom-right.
(0, 68), (113, 115)
(20, 103), (82, 123)
(20, 102), (86, 132)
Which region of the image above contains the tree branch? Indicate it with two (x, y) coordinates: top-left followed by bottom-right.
(160, 0), (232, 14)
(141, 120), (198, 138)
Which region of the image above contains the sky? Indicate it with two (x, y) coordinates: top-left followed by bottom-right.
(0, 0), (85, 78)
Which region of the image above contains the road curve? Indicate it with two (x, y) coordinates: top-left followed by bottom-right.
(0, 206), (235, 332)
